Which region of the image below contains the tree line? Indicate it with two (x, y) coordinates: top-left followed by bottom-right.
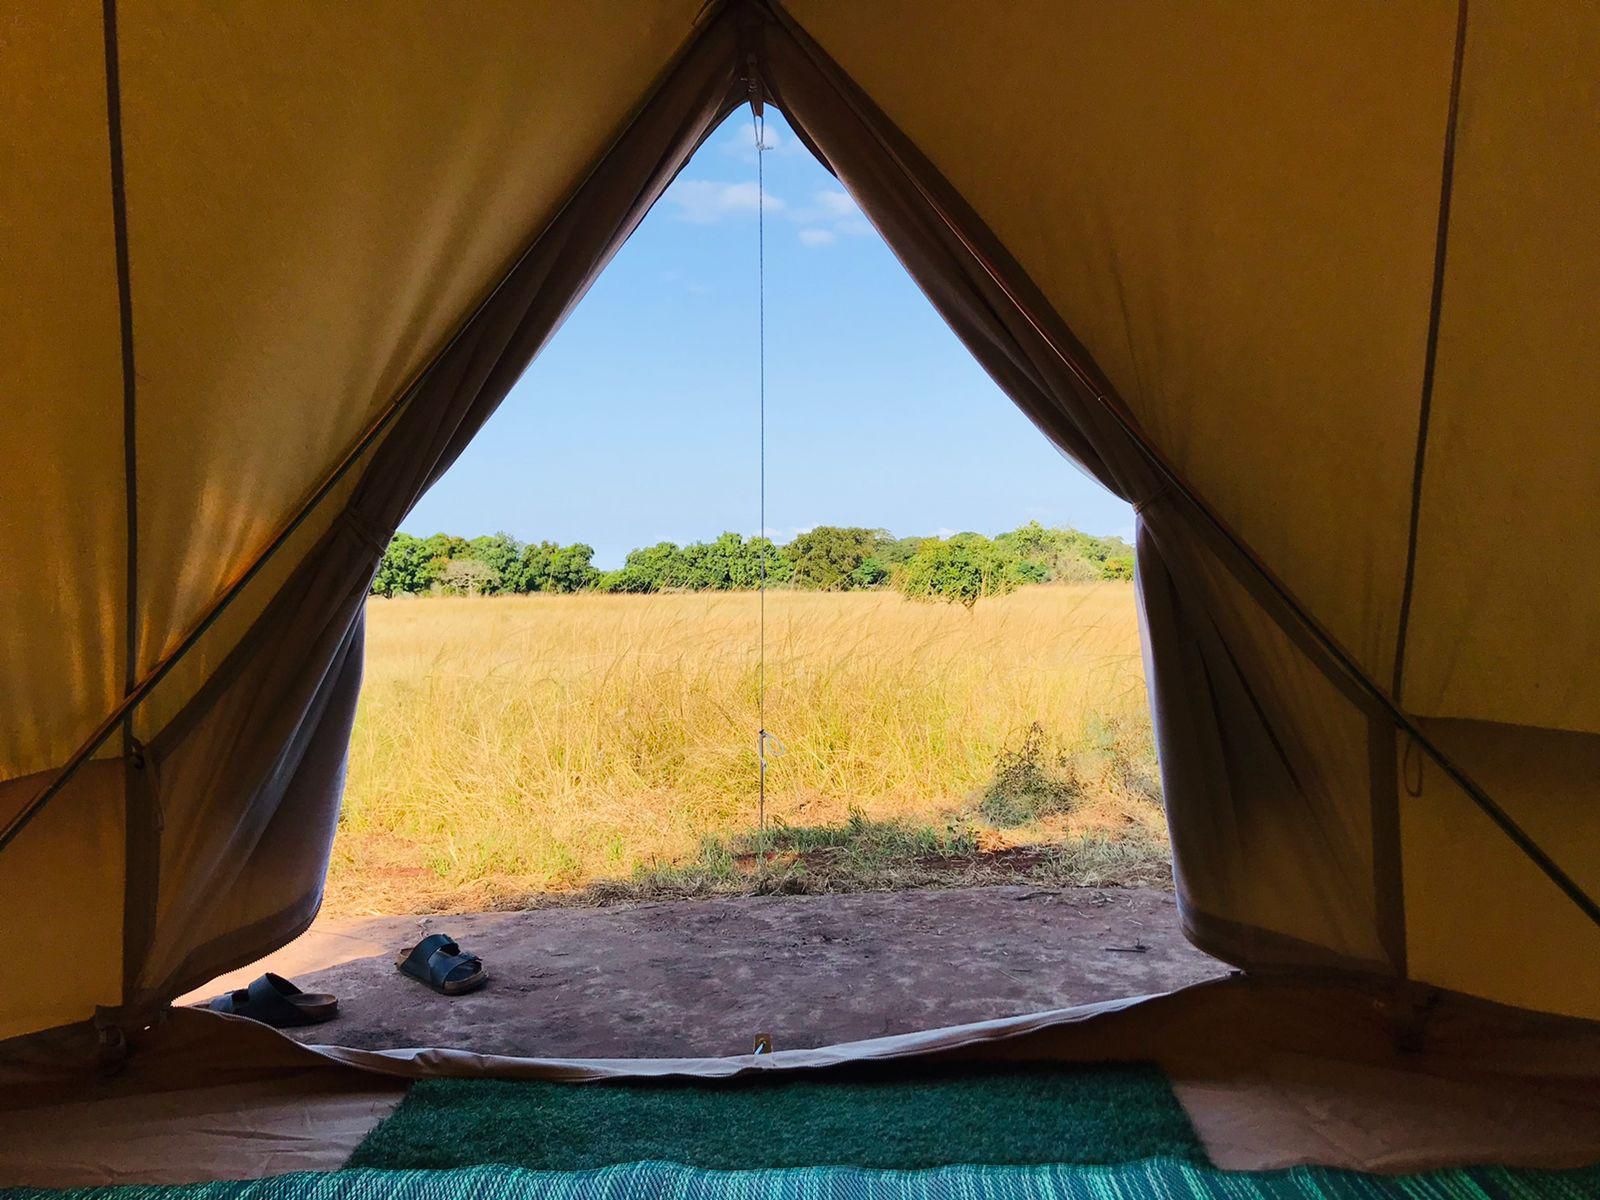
(371, 522), (1134, 606)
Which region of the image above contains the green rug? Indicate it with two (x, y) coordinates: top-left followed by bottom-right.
(7, 1160), (1600, 1200)
(7, 1066), (1596, 1198)
(347, 1064), (1206, 1171)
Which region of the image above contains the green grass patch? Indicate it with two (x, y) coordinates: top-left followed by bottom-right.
(601, 812), (981, 898)
(738, 811), (979, 859)
(560, 810), (1169, 907)
(347, 1063), (1205, 1172)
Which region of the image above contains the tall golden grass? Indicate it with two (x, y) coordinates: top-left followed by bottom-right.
(329, 584), (1165, 913)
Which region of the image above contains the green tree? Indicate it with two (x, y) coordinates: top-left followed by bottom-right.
(1011, 558), (1050, 585)
(514, 541), (600, 592)
(873, 535), (924, 566)
(897, 534), (1020, 607)
(784, 526), (879, 590)
(468, 532), (524, 594)
(371, 522), (1129, 599)
(993, 521), (1136, 583)
(546, 543), (599, 593)
(850, 556), (890, 588)
(1100, 553), (1135, 581)
(517, 541), (557, 593)
(674, 533), (792, 590)
(419, 532), (469, 561)
(594, 541), (686, 593)
(371, 532), (431, 596)
(740, 535), (792, 588)
(417, 532), (470, 592)
(677, 536), (732, 590)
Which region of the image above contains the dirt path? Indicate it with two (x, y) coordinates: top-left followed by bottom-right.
(195, 887), (1226, 1058)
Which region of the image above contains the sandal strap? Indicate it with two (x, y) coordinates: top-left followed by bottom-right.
(209, 986), (249, 1014)
(400, 932), (457, 977)
(242, 973), (307, 1025)
(400, 932), (481, 988)
(209, 973), (303, 1025)
(426, 945), (481, 986)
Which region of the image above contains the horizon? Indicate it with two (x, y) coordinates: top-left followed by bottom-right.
(402, 108), (1134, 572)
(392, 516), (1132, 560)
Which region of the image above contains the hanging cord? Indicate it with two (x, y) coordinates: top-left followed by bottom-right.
(752, 91), (770, 842)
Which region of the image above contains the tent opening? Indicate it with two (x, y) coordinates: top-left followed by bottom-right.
(174, 105), (1221, 1059)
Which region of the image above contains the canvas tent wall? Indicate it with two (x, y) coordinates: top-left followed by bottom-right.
(2, 0), (1596, 1048)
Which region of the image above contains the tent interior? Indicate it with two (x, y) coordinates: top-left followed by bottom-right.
(3, 0), (1599, 1190)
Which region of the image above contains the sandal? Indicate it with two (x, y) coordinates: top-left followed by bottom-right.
(395, 932), (487, 995)
(207, 972), (338, 1028)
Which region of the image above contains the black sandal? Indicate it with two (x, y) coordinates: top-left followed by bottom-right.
(395, 932), (487, 995)
(207, 972), (338, 1028)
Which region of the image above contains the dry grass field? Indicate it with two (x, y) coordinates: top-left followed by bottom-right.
(327, 584), (1169, 914)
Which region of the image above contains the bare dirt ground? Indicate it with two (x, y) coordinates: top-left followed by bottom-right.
(193, 886), (1226, 1059)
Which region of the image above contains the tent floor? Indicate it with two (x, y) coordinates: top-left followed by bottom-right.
(6, 893), (1600, 1188)
(181, 886), (1224, 1059)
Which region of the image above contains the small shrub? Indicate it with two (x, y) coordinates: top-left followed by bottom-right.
(1099, 555), (1135, 581)
(979, 722), (1083, 826)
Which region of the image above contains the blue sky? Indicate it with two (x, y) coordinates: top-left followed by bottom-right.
(404, 110), (1132, 569)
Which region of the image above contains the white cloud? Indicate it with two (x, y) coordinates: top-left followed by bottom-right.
(663, 179), (785, 224)
(661, 177), (871, 250)
(813, 189), (857, 218)
(788, 188), (873, 244)
(763, 524), (816, 541)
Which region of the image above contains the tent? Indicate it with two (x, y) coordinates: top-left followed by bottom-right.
(2, 0), (1597, 1126)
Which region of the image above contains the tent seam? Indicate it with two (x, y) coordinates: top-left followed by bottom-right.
(1391, 0), (1469, 705)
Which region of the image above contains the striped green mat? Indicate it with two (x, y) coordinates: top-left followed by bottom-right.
(6, 1159), (1600, 1200)
(347, 1068), (1207, 1171)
